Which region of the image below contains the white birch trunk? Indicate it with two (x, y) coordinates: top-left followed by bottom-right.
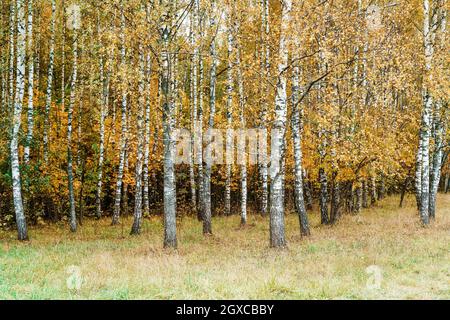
(225, 12), (234, 216)
(60, 0), (65, 138)
(96, 54), (106, 219)
(162, 3), (177, 248)
(8, 2), (16, 114)
(269, 0), (291, 248)
(67, 24), (78, 233)
(291, 56), (310, 236)
(259, 0), (269, 216)
(236, 30), (247, 226)
(143, 51), (151, 217)
(112, 5), (128, 225)
(23, 0), (34, 164)
(131, 45), (145, 235)
(189, 6), (198, 212)
(429, 6), (446, 220)
(203, 0), (217, 235)
(197, 21), (205, 219)
(43, 0), (55, 164)
(95, 33), (111, 219)
(317, 47), (329, 225)
(11, 0), (28, 241)
(417, 0), (434, 225)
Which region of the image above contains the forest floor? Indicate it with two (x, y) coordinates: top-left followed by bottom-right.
(0, 194), (449, 300)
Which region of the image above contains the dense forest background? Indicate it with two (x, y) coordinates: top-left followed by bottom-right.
(0, 0), (448, 247)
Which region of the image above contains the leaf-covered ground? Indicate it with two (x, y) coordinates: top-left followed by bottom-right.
(0, 195), (449, 300)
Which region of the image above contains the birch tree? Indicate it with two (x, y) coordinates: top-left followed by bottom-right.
(269, 0), (292, 248)
(66, 4), (80, 233)
(95, 17), (111, 219)
(162, 1), (177, 248)
(224, 8), (234, 217)
(8, 1), (16, 114)
(11, 0), (28, 241)
(429, 4), (446, 220)
(43, 0), (56, 163)
(143, 50), (151, 217)
(259, 0), (269, 216)
(416, 0), (434, 225)
(197, 10), (205, 220)
(291, 45), (310, 237)
(203, 0), (217, 235)
(112, 3), (128, 226)
(24, 0), (34, 164)
(235, 16), (247, 226)
(131, 43), (145, 235)
(189, 2), (198, 212)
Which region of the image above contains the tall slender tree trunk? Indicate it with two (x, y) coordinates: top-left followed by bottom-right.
(197, 16), (205, 220)
(162, 3), (177, 249)
(225, 12), (234, 217)
(317, 54), (329, 225)
(34, 11), (40, 94)
(131, 45), (145, 235)
(429, 100), (444, 220)
(203, 0), (217, 235)
(8, 2), (16, 114)
(122, 146), (129, 215)
(112, 5), (128, 226)
(269, 0), (291, 248)
(291, 60), (310, 237)
(11, 0), (28, 241)
(143, 51), (151, 217)
(67, 23), (78, 233)
(259, 0), (269, 216)
(60, 0), (65, 140)
(95, 34), (111, 219)
(429, 8), (446, 220)
(416, 0), (435, 225)
(43, 0), (55, 163)
(142, 3), (152, 217)
(236, 26), (247, 227)
(1, 55), (6, 112)
(189, 4), (198, 213)
(24, 0), (34, 164)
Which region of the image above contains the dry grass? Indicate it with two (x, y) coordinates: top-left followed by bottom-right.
(0, 194), (449, 300)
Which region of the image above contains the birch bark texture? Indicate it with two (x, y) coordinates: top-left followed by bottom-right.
(43, 0), (56, 164)
(131, 45), (145, 235)
(24, 0), (34, 164)
(225, 9), (234, 217)
(416, 0), (434, 225)
(259, 0), (270, 217)
(162, 2), (177, 248)
(291, 52), (310, 237)
(95, 36), (111, 219)
(203, 0), (217, 235)
(11, 0), (29, 241)
(235, 21), (247, 227)
(269, 0), (292, 248)
(112, 4), (128, 226)
(67, 7), (79, 233)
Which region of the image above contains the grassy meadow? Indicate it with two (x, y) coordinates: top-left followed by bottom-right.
(0, 194), (449, 300)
